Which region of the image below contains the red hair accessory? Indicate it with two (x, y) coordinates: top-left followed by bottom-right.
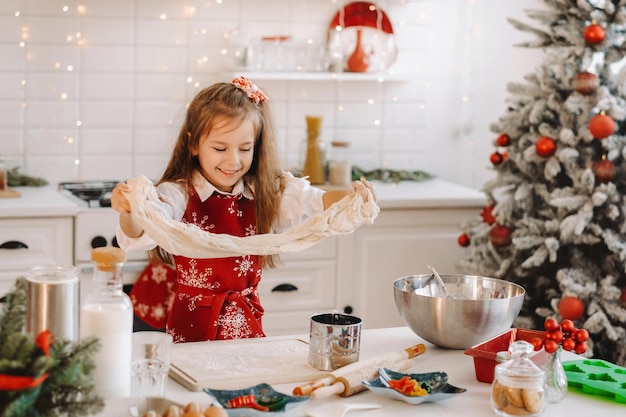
(232, 76), (267, 104)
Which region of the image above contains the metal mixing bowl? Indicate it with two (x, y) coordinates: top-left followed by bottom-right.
(393, 274), (525, 349)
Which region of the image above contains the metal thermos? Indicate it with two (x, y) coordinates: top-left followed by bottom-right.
(26, 265), (80, 341)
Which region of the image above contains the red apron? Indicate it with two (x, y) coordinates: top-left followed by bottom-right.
(166, 186), (265, 343)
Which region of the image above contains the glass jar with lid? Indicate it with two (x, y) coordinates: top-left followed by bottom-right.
(491, 340), (546, 417)
(328, 141), (352, 186)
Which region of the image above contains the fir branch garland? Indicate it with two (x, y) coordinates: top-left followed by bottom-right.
(0, 278), (104, 417)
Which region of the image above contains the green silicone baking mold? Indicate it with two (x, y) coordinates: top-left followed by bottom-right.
(563, 359), (626, 403)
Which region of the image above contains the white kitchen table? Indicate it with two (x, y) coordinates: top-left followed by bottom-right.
(99, 327), (623, 416)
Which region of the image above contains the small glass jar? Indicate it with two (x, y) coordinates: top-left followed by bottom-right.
(491, 341), (546, 417)
(328, 141), (352, 186)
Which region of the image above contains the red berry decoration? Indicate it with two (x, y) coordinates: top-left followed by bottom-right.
(574, 329), (589, 343)
(575, 342), (588, 354)
(490, 151), (504, 166)
(530, 337), (544, 351)
(592, 159), (616, 183)
(457, 233), (471, 247)
(572, 71), (599, 95)
(544, 339), (559, 354)
(559, 296), (585, 320)
(589, 112), (615, 139)
(496, 133), (510, 147)
(489, 224), (512, 248)
(535, 136), (556, 157)
(544, 317), (560, 332)
(562, 337), (576, 352)
(583, 22), (605, 45)
(560, 319), (575, 334)
(533, 317), (589, 355)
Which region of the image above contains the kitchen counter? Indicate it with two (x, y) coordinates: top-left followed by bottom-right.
(0, 178), (484, 219)
(0, 185), (77, 218)
(100, 327), (623, 416)
(370, 177), (486, 209)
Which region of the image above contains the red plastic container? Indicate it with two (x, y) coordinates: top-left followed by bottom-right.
(464, 328), (545, 383)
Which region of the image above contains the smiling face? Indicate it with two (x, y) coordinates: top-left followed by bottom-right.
(194, 115), (256, 193)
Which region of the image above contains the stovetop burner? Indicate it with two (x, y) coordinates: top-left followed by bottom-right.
(59, 180), (119, 208)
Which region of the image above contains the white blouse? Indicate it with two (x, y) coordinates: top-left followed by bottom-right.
(117, 171), (326, 252)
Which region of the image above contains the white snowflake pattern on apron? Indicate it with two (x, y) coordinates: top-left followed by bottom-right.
(234, 255), (254, 277)
(178, 258), (215, 288)
(227, 200), (243, 217)
(245, 224), (256, 236)
(150, 263), (171, 284)
(217, 302), (252, 339)
(188, 211), (211, 229)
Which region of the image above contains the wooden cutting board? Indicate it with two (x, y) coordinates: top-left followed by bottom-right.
(0, 187), (21, 198)
(169, 337), (329, 392)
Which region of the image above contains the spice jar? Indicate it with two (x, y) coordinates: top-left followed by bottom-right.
(328, 141), (352, 186)
(491, 341), (546, 417)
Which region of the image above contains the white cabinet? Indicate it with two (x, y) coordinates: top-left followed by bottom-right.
(342, 207), (481, 329)
(259, 237), (339, 336)
(0, 217), (73, 297)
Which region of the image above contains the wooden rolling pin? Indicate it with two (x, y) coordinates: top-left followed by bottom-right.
(293, 344), (426, 397)
(311, 357), (416, 399)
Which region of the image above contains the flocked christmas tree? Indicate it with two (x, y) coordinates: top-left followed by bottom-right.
(457, 0), (626, 366)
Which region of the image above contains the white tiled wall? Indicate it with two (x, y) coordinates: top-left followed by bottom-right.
(0, 0), (542, 188)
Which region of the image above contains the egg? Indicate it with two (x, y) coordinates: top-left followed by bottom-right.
(183, 402), (202, 413)
(182, 411), (203, 417)
(162, 405), (183, 417)
(203, 405), (228, 417)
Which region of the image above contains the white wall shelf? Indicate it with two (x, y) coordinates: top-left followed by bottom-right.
(223, 71), (409, 82)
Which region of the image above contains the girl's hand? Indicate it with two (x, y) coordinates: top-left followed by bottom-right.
(349, 177), (377, 203)
(111, 182), (132, 213)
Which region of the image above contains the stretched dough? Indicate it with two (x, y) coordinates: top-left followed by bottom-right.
(125, 175), (380, 259)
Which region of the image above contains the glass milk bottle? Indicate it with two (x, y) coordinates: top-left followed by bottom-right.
(81, 247), (133, 399)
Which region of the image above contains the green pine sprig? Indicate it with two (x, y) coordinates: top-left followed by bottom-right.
(0, 278), (105, 417)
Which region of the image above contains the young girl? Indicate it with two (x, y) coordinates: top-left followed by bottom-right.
(111, 76), (376, 343)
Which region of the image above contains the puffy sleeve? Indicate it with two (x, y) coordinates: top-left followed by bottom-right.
(274, 172), (326, 232)
(115, 181), (188, 252)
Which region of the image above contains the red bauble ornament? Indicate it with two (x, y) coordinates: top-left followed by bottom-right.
(480, 204), (496, 225)
(489, 224), (512, 248)
(558, 296), (585, 321)
(535, 136), (556, 157)
(593, 159), (616, 183)
(583, 23), (605, 45)
(572, 71), (599, 95)
(589, 113), (615, 139)
(496, 134), (510, 147)
(490, 151), (504, 165)
(458, 233), (471, 247)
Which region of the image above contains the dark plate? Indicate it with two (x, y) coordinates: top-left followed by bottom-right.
(204, 383), (309, 416)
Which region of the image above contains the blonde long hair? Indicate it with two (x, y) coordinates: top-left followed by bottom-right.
(150, 82), (284, 268)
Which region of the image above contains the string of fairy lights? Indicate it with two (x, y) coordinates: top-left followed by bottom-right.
(10, 0), (476, 180)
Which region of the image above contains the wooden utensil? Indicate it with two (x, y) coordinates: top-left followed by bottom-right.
(293, 344), (426, 397)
